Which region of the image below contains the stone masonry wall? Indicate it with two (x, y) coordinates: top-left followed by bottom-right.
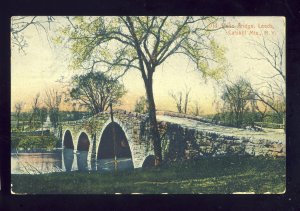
(158, 121), (286, 163)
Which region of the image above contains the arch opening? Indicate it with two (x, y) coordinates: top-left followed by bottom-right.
(77, 132), (90, 171)
(142, 155), (155, 168)
(62, 130), (74, 171)
(63, 148), (74, 172)
(97, 122), (134, 171)
(77, 132), (90, 151)
(63, 130), (74, 149)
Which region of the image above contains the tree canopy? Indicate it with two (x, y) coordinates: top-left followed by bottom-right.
(134, 96), (148, 114)
(58, 16), (227, 79)
(69, 71), (126, 114)
(58, 16), (228, 165)
(221, 78), (253, 127)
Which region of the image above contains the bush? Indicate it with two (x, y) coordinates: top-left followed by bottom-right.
(11, 134), (60, 150)
(11, 134), (24, 148)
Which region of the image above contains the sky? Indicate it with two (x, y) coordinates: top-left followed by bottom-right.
(11, 16), (285, 114)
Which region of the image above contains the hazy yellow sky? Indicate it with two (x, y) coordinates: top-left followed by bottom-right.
(11, 16), (285, 114)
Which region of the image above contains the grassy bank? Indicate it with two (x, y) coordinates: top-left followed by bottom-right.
(11, 156), (285, 194)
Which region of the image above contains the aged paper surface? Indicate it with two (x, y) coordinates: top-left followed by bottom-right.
(11, 16), (285, 194)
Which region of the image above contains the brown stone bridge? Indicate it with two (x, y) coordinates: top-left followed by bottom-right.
(57, 110), (286, 169)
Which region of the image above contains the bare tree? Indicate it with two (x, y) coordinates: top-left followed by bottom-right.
(44, 89), (62, 109)
(14, 101), (25, 129)
(251, 83), (285, 124)
(183, 87), (191, 114)
(246, 34), (286, 126)
(11, 16), (54, 53)
(254, 101), (269, 122)
(169, 86), (191, 114)
(193, 101), (202, 116)
(169, 91), (183, 113)
(44, 88), (62, 127)
(29, 93), (40, 128)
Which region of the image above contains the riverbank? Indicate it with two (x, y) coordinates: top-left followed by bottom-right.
(11, 156), (285, 194)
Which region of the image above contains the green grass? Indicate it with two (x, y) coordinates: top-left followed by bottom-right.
(11, 156), (285, 194)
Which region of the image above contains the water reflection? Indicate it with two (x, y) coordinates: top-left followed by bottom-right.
(11, 152), (62, 174)
(96, 158), (134, 172)
(11, 149), (134, 174)
(77, 151), (89, 171)
(62, 148), (74, 172)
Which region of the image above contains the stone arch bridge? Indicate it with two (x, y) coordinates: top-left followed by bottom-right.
(58, 110), (286, 169)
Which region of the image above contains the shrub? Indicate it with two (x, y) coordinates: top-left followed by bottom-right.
(11, 134), (60, 150)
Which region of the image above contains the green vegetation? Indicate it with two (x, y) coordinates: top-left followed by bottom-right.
(11, 111), (91, 131)
(58, 16), (229, 165)
(134, 96), (148, 114)
(213, 77), (285, 129)
(11, 134), (60, 150)
(205, 111), (284, 129)
(69, 71), (126, 114)
(11, 156), (285, 194)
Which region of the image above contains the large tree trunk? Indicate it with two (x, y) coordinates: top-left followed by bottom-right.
(144, 77), (162, 166)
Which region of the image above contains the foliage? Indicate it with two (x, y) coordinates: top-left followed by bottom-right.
(212, 76), (285, 128)
(69, 71), (126, 114)
(209, 110), (284, 129)
(134, 96), (148, 114)
(12, 107), (48, 131)
(263, 112), (285, 125)
(221, 78), (254, 127)
(58, 16), (228, 165)
(11, 156), (285, 194)
(11, 134), (60, 150)
(213, 111), (256, 127)
(48, 108), (58, 127)
(11, 110), (91, 131)
(37, 107), (48, 127)
(58, 16), (228, 81)
(59, 111), (91, 121)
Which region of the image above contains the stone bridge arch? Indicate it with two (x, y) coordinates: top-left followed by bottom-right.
(141, 155), (155, 168)
(77, 132), (90, 151)
(73, 129), (93, 152)
(62, 130), (74, 149)
(76, 132), (92, 171)
(61, 129), (74, 172)
(60, 111), (157, 169)
(95, 117), (135, 167)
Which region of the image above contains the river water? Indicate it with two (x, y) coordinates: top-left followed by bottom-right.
(11, 149), (134, 174)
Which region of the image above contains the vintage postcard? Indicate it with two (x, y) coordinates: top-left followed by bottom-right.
(11, 16), (285, 194)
